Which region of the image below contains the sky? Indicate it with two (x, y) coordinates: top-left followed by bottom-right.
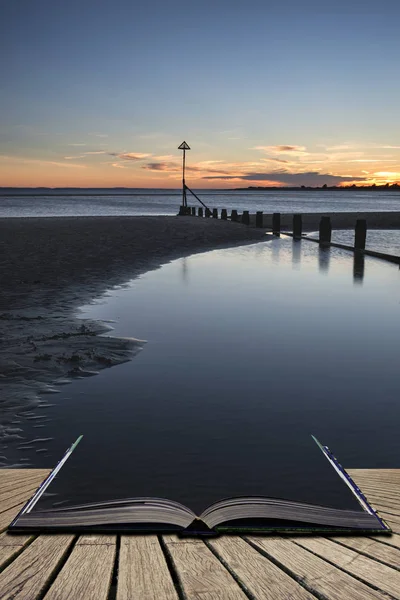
(1, 0), (400, 188)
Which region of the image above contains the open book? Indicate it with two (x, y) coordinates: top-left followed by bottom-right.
(9, 435), (390, 535)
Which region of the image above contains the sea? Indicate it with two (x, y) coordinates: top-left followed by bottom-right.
(1, 187), (400, 217)
(2, 188), (400, 255)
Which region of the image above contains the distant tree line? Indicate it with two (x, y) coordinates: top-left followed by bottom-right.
(236, 183), (400, 191)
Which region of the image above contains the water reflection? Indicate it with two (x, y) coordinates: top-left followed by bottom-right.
(181, 257), (189, 284)
(353, 252), (365, 285)
(292, 240), (302, 269)
(318, 247), (331, 274)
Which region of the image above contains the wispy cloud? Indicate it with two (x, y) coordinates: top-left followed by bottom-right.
(114, 152), (152, 161)
(203, 171), (363, 186)
(88, 133), (109, 138)
(253, 145), (308, 155)
(68, 143), (87, 147)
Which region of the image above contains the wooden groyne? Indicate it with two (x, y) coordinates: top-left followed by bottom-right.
(0, 468), (399, 599)
(179, 206), (400, 265)
(179, 206), (400, 230)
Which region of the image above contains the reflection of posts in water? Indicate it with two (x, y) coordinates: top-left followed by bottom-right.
(353, 251), (365, 284)
(181, 257), (189, 284)
(292, 239), (301, 268)
(318, 247), (330, 273)
(271, 239), (281, 264)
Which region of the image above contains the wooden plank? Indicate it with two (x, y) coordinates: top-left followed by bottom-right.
(369, 533), (400, 549)
(356, 493), (400, 515)
(378, 511), (400, 525)
(380, 516), (400, 534)
(329, 535), (400, 569)
(163, 535), (247, 600)
(248, 536), (388, 600)
(295, 537), (400, 599)
(0, 484), (41, 507)
(0, 487), (46, 516)
(0, 470), (50, 485)
(0, 532), (34, 570)
(209, 536), (317, 599)
(44, 535), (116, 600)
(348, 469), (400, 480)
(117, 535), (178, 600)
(0, 534), (74, 600)
(353, 483), (400, 497)
(0, 478), (43, 498)
(0, 502), (29, 533)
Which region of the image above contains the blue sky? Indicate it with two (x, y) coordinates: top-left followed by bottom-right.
(1, 0), (399, 187)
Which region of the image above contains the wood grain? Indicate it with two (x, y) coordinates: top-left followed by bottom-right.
(295, 537), (400, 598)
(248, 536), (388, 600)
(0, 502), (29, 533)
(0, 532), (34, 570)
(44, 535), (116, 600)
(209, 536), (317, 599)
(164, 535), (248, 599)
(0, 535), (74, 600)
(329, 535), (400, 569)
(117, 535), (178, 600)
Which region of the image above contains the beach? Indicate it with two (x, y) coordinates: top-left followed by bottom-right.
(0, 216), (268, 449)
(0, 211), (399, 454)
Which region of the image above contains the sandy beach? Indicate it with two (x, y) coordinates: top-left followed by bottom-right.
(0, 216), (269, 452)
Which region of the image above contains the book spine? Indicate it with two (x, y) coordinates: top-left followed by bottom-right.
(312, 436), (389, 531)
(8, 435), (83, 529)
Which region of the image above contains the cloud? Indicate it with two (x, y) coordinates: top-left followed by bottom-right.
(142, 162), (180, 172)
(253, 145), (307, 154)
(111, 163), (126, 169)
(88, 133), (109, 138)
(68, 143), (86, 147)
(64, 155), (85, 160)
(114, 152), (152, 161)
(203, 171), (363, 186)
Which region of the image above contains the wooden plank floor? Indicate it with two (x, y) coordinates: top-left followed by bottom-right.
(0, 469), (399, 599)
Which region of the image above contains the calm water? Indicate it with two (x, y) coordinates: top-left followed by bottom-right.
(1, 188), (400, 217)
(4, 238), (400, 511)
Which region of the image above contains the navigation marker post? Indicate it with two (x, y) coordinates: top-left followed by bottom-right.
(178, 141), (190, 214)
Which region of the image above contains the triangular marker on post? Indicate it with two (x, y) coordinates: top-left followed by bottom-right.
(178, 141), (190, 150)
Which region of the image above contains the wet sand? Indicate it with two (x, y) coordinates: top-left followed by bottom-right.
(0, 216), (268, 451)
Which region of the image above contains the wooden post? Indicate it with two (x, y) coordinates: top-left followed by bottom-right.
(191, 207), (196, 216)
(205, 208), (211, 218)
(212, 208), (218, 219)
(242, 210), (250, 225)
(272, 213), (281, 235)
(198, 207), (203, 217)
(221, 209), (227, 220)
(231, 210), (238, 222)
(293, 214), (302, 240)
(178, 205), (186, 216)
(256, 211), (263, 228)
(354, 219), (367, 250)
(319, 216), (332, 246)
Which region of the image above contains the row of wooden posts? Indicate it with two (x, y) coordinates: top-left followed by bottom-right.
(179, 205), (368, 250)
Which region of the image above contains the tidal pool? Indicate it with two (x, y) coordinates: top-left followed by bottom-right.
(6, 237), (400, 511)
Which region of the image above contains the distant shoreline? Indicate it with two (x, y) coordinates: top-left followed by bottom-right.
(1, 185), (400, 195)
